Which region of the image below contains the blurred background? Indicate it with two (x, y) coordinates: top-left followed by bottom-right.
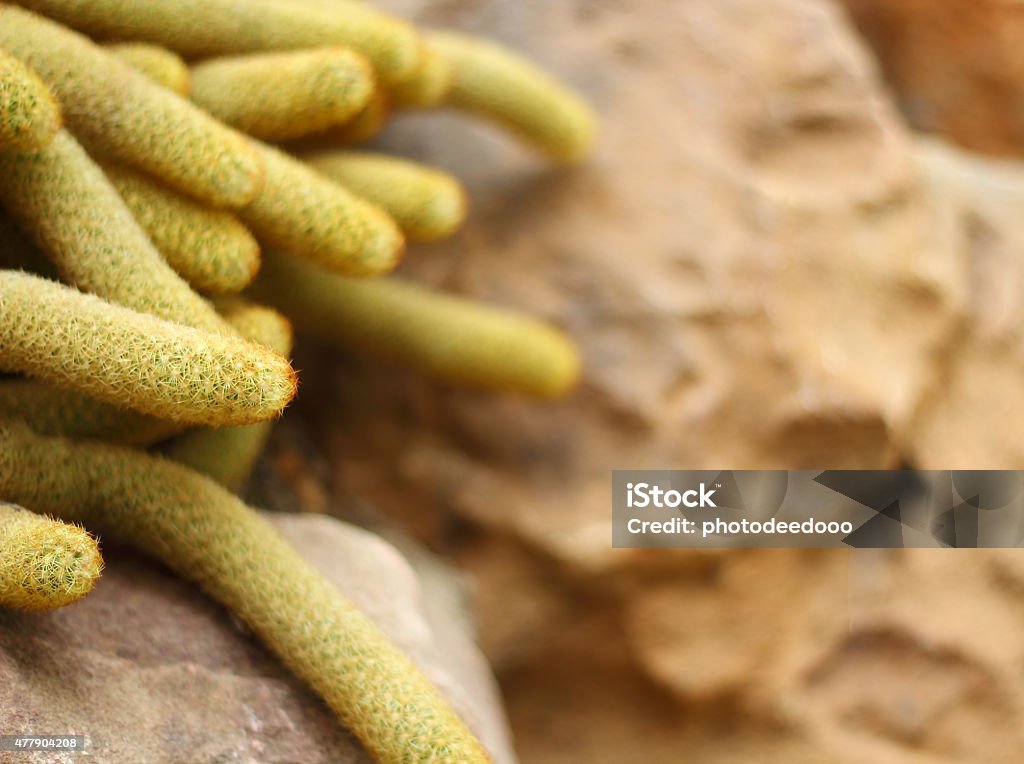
(259, 1), (1024, 762)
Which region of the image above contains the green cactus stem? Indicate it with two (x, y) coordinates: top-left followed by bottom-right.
(0, 270), (297, 426)
(190, 48), (374, 142)
(12, 0), (423, 86)
(388, 42), (452, 109)
(165, 298), (294, 490)
(0, 421), (494, 763)
(238, 141), (404, 277)
(303, 150), (467, 242)
(215, 296), (294, 356)
(0, 129), (231, 334)
(430, 30), (596, 163)
(0, 207), (56, 277)
(306, 88), (391, 146)
(0, 47), (61, 150)
(103, 162), (261, 295)
(0, 380), (182, 446)
(0, 501), (103, 611)
(0, 296), (291, 447)
(250, 250), (581, 398)
(104, 42), (190, 96)
(0, 5), (264, 207)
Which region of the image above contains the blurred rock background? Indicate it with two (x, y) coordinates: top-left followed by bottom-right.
(254, 0), (1024, 762)
(9, 0), (1021, 761)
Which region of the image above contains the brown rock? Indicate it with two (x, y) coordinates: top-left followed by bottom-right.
(312, 0), (957, 571)
(905, 138), (1024, 467)
(838, 0), (1024, 157)
(0, 513), (515, 764)
(273, 1), (1024, 762)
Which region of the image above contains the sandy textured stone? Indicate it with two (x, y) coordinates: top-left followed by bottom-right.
(904, 139), (1024, 468)
(309, 0), (956, 583)
(838, 0), (1024, 157)
(265, 1), (1024, 762)
(0, 513), (515, 764)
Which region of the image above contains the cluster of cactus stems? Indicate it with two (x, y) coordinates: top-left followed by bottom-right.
(0, 1), (595, 761)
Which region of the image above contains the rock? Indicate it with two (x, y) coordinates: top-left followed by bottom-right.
(265, 513), (517, 764)
(0, 513), (515, 764)
(837, 0), (1024, 157)
(267, 0), (1024, 762)
(306, 0), (955, 603)
(903, 138), (1024, 467)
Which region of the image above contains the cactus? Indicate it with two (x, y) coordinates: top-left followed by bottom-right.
(105, 42), (190, 96)
(0, 130), (231, 334)
(306, 88), (391, 146)
(0, 501), (103, 611)
(303, 150), (467, 242)
(238, 140), (405, 277)
(430, 30), (597, 163)
(0, 5), (264, 207)
(190, 48), (374, 142)
(0, 380), (182, 446)
(250, 250), (581, 398)
(165, 298), (294, 490)
(0, 2), (597, 758)
(103, 162), (261, 295)
(0, 298), (290, 447)
(0, 270), (297, 426)
(0, 207), (56, 276)
(0, 421), (493, 763)
(13, 0), (423, 86)
(388, 42), (452, 109)
(0, 47), (61, 150)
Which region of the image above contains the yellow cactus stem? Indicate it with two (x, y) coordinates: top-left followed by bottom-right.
(190, 48), (375, 143)
(0, 300), (291, 448)
(429, 30), (597, 164)
(0, 271), (297, 426)
(14, 0), (423, 86)
(0, 130), (230, 334)
(0, 208), (55, 277)
(307, 88), (391, 146)
(104, 42), (190, 96)
(388, 42), (452, 109)
(0, 422), (494, 764)
(0, 5), (264, 207)
(165, 298), (294, 491)
(238, 141), (404, 277)
(303, 150), (467, 243)
(250, 251), (582, 398)
(0, 47), (60, 150)
(214, 296), (294, 357)
(0, 501), (103, 611)
(0, 380), (181, 446)
(103, 162), (261, 295)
